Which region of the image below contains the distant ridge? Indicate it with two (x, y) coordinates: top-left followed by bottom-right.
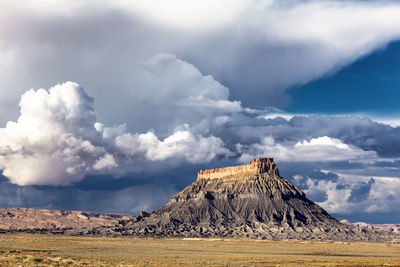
(0, 208), (132, 235)
(341, 219), (400, 234)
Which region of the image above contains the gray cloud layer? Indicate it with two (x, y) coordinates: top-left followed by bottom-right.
(2, 0), (400, 125)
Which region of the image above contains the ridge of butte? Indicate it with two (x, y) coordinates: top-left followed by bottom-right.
(197, 157), (279, 180)
(93, 157), (398, 242)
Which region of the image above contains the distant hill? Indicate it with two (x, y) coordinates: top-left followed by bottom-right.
(341, 219), (400, 234)
(0, 207), (132, 235)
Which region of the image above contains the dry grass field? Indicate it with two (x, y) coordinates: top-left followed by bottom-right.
(0, 234), (399, 266)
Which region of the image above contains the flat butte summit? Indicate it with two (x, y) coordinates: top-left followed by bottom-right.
(101, 158), (398, 242)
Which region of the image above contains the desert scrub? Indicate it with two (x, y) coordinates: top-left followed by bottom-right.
(0, 249), (5, 253)
(61, 258), (74, 264)
(30, 256), (43, 263)
(14, 255), (28, 260)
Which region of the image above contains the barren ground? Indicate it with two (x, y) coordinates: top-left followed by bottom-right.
(0, 234), (399, 266)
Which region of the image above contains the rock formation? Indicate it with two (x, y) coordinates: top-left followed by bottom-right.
(109, 158), (398, 241)
(0, 158), (398, 242)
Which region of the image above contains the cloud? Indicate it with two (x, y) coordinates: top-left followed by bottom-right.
(114, 0), (251, 30)
(230, 114), (400, 158)
(94, 53), (247, 134)
(293, 172), (400, 221)
(115, 130), (231, 164)
(238, 136), (377, 163)
(348, 178), (375, 203)
(92, 154), (118, 171)
(0, 82), (102, 185)
(181, 96), (243, 114)
(182, 0), (400, 107)
(0, 81), (231, 186)
(2, 1), (400, 124)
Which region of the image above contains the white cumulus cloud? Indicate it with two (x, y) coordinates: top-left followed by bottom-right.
(114, 130), (231, 164)
(238, 136), (377, 163)
(0, 82), (231, 186)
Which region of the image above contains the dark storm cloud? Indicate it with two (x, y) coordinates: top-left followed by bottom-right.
(348, 178), (375, 203)
(0, 174), (176, 215)
(373, 160), (400, 168)
(306, 188), (328, 202)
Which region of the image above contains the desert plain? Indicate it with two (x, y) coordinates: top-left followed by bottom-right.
(0, 234), (399, 266)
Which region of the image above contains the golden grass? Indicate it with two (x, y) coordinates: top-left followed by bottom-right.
(0, 234), (399, 266)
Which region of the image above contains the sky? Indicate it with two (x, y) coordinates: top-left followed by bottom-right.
(0, 0), (400, 223)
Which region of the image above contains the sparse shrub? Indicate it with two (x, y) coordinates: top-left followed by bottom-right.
(30, 256), (43, 263)
(9, 249), (19, 253)
(44, 258), (54, 263)
(14, 255), (27, 260)
(61, 258), (74, 264)
(0, 249), (5, 253)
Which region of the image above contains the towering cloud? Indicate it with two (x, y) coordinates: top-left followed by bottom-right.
(113, 53), (244, 134)
(0, 82), (101, 185)
(0, 81), (231, 186)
